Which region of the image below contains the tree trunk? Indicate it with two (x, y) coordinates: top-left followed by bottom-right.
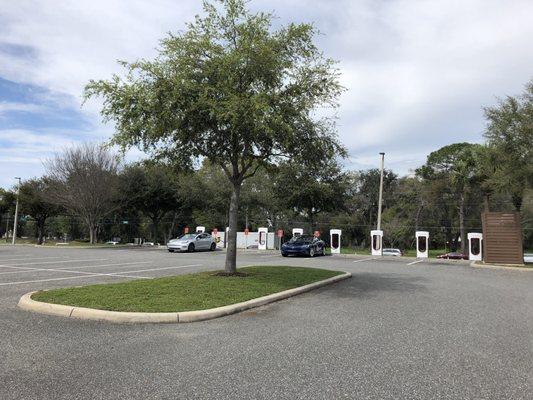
(152, 218), (159, 244)
(512, 193), (522, 212)
(459, 193), (466, 254)
(483, 193), (490, 212)
(36, 218), (46, 245)
(88, 220), (97, 244)
(224, 182), (241, 274)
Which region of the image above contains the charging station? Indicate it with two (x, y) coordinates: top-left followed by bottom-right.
(370, 230), (383, 256)
(258, 227), (268, 250)
(467, 232), (483, 261)
(292, 228), (303, 237)
(196, 226), (205, 233)
(330, 229), (342, 255)
(415, 231), (429, 258)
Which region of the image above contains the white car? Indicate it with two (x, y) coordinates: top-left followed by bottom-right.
(167, 233), (216, 252)
(382, 248), (403, 256)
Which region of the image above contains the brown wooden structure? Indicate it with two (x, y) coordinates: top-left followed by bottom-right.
(481, 212), (524, 264)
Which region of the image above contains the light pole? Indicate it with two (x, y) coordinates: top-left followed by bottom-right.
(12, 177), (21, 245)
(376, 153), (385, 231)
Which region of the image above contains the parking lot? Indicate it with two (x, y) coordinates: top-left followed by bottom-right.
(0, 245), (532, 399)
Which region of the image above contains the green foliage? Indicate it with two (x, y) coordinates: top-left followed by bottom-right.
(483, 79), (533, 210)
(84, 0), (346, 272)
(18, 178), (62, 244)
(84, 0), (345, 182)
(32, 265), (343, 312)
(273, 159), (349, 227)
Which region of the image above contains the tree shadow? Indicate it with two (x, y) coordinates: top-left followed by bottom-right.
(323, 272), (428, 299)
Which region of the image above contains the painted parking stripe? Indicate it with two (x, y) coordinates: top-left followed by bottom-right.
(53, 261), (151, 270)
(0, 264), (203, 286)
(116, 264), (203, 275)
(0, 273), (152, 287)
(407, 259), (424, 265)
(0, 261), (151, 275)
(0, 264), (152, 279)
(0, 257), (67, 263)
(353, 257), (375, 263)
(0, 258), (109, 267)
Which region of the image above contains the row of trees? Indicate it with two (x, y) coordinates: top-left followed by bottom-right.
(1, 0), (530, 274)
(1, 126), (531, 253)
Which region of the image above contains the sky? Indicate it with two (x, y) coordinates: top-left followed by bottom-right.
(1, 0), (532, 189)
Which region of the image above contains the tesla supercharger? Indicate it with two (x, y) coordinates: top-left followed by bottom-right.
(330, 229), (342, 255)
(370, 230), (383, 256)
(224, 227), (229, 248)
(415, 231), (429, 258)
(258, 227), (268, 250)
(196, 226), (205, 233)
(468, 232), (483, 261)
(292, 228), (303, 237)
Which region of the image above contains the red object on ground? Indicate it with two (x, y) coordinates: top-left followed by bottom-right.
(244, 228), (249, 236)
(277, 229), (284, 238)
(314, 230), (320, 237)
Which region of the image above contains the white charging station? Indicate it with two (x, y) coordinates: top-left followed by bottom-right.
(292, 228), (303, 237)
(467, 232), (483, 261)
(415, 231), (429, 258)
(224, 227), (229, 248)
(196, 226), (205, 233)
(330, 229), (342, 255)
(370, 230), (383, 256)
(258, 227), (268, 250)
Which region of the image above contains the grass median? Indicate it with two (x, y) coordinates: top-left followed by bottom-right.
(31, 266), (344, 313)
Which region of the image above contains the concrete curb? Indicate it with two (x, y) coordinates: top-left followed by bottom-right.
(18, 272), (351, 324)
(470, 261), (532, 271)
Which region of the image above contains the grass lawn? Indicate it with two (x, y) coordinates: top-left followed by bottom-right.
(31, 266), (344, 313)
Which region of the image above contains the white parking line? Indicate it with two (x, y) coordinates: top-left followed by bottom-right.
(0, 256), (65, 262)
(353, 257), (375, 263)
(0, 258), (108, 267)
(0, 264), (152, 280)
(117, 264), (203, 275)
(407, 259), (424, 265)
(0, 263), (203, 286)
(0, 261), (151, 276)
(0, 273), (151, 287)
(53, 261), (151, 270)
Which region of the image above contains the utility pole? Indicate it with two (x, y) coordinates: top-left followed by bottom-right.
(376, 153), (385, 231)
(12, 177), (21, 245)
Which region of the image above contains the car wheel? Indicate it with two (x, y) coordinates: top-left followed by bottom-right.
(281, 252), (288, 257)
(168, 249), (174, 253)
(210, 242), (216, 251)
(309, 247), (315, 257)
(188, 243), (195, 252)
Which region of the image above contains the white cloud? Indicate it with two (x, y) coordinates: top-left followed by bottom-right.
(0, 0), (532, 184)
(0, 102), (48, 115)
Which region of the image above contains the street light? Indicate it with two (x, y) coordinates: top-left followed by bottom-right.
(376, 153), (385, 231)
(12, 177), (21, 245)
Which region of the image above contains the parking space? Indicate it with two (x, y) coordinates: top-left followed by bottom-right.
(0, 246), (532, 399)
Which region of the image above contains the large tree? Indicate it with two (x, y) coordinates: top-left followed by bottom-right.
(416, 143), (481, 253)
(18, 178), (61, 245)
(85, 0), (345, 273)
(45, 143), (120, 244)
(483, 79), (533, 210)
(118, 163), (180, 243)
(273, 159), (348, 229)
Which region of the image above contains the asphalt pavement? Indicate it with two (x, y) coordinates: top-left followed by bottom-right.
(0, 245), (531, 399)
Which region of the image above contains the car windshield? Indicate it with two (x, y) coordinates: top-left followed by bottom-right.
(290, 235), (314, 244)
(177, 234), (196, 240)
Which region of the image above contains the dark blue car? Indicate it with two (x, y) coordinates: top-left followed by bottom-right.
(281, 235), (326, 257)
